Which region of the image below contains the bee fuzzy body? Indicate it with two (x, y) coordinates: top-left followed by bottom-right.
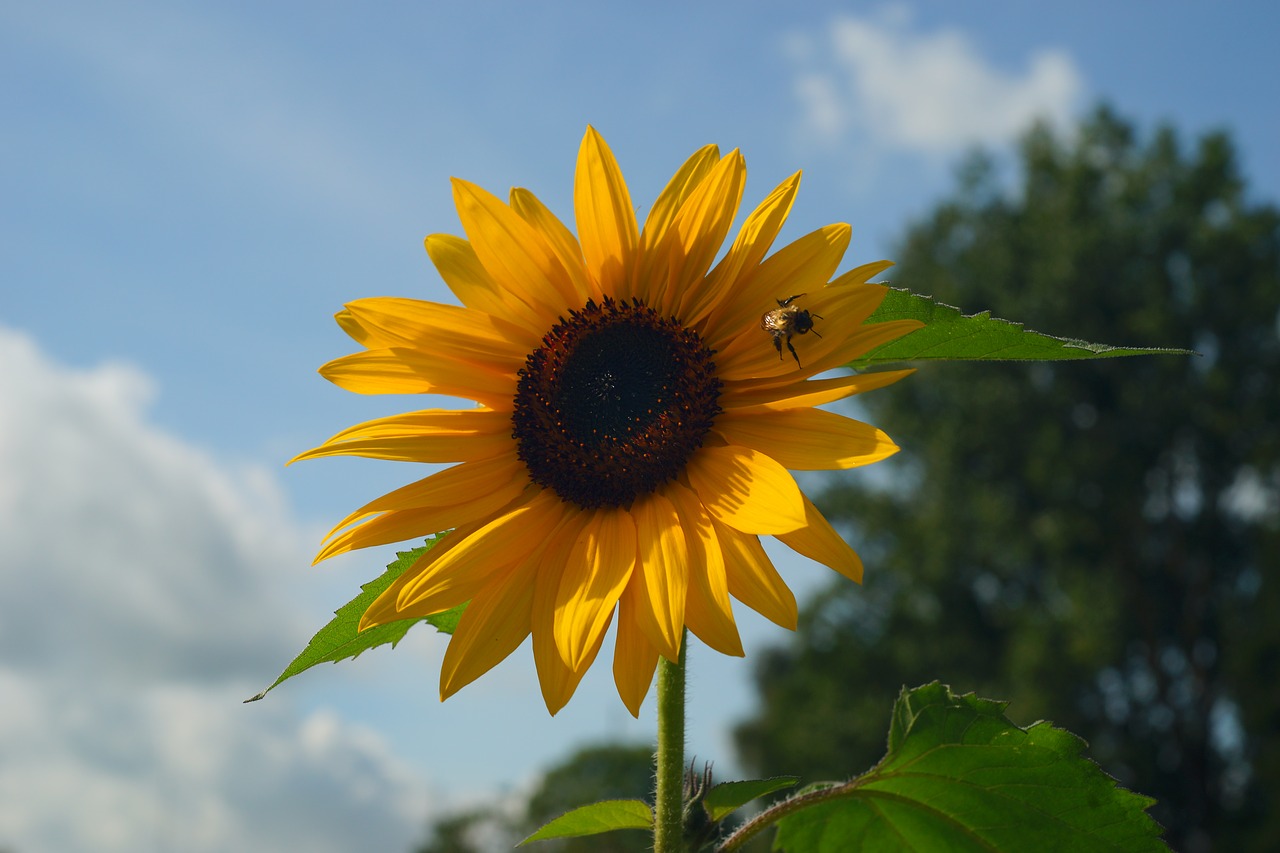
(761, 294), (822, 368)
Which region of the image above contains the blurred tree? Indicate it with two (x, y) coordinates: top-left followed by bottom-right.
(413, 743), (654, 853)
(734, 106), (1280, 853)
(414, 810), (490, 853)
(518, 743), (654, 853)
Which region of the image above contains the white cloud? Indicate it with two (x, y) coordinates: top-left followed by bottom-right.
(786, 6), (1084, 157)
(0, 326), (434, 852)
(0, 329), (303, 682)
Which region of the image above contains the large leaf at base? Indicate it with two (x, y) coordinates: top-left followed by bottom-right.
(772, 682), (1166, 852)
(245, 537), (459, 702)
(853, 288), (1193, 366)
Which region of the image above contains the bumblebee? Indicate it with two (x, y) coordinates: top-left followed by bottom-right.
(761, 294), (823, 367)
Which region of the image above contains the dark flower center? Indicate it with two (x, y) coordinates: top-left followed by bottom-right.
(512, 297), (722, 509)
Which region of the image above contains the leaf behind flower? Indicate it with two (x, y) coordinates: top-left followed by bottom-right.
(854, 288), (1193, 366)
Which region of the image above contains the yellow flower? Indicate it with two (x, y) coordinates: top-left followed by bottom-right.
(296, 128), (922, 715)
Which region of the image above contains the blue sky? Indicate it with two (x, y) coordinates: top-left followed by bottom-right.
(2, 2), (1277, 850)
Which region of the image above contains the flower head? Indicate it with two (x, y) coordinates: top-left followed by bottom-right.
(296, 128), (921, 715)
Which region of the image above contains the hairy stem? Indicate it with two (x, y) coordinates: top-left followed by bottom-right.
(654, 631), (687, 852)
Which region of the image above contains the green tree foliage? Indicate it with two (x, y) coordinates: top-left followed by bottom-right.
(414, 743), (654, 852)
(415, 810), (492, 853)
(734, 106), (1280, 852)
(519, 744), (655, 852)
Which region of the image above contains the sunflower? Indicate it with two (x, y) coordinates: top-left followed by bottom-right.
(296, 128), (922, 715)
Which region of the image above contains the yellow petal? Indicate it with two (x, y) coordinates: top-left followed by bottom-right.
(685, 172), (800, 329)
(320, 407), (505, 442)
(335, 308), (375, 348)
(318, 347), (515, 407)
(342, 297), (533, 364)
(531, 512), (604, 714)
(553, 508), (637, 670)
(668, 482), (742, 656)
(359, 517), (492, 629)
(314, 459), (529, 564)
(685, 444), (806, 535)
(321, 453), (525, 534)
(291, 409), (513, 465)
(627, 491), (688, 660)
(714, 519), (797, 630)
(393, 490), (564, 615)
(715, 408), (900, 470)
(424, 233), (530, 328)
(316, 503), (502, 565)
(452, 178), (580, 321)
(639, 144), (721, 250)
(439, 556), (537, 700)
(837, 259), (894, 285)
(667, 150), (746, 317)
(612, 587), (661, 717)
(509, 187), (594, 301)
(721, 369), (915, 411)
(539, 611), (610, 716)
(776, 493), (864, 584)
(633, 145), (721, 306)
(705, 223), (850, 352)
(297, 433), (512, 465)
(574, 127), (638, 298)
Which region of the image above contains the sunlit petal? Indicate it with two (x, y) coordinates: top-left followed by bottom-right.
(714, 519), (797, 630)
(510, 187), (594, 301)
(539, 611), (610, 716)
(634, 144), (720, 305)
(314, 459), (529, 563)
(613, 590), (661, 717)
(721, 369), (915, 411)
(321, 453), (526, 534)
(452, 178), (581, 319)
(424, 233), (536, 333)
(531, 512), (600, 714)
(554, 508), (637, 670)
(318, 347), (515, 407)
(667, 150), (745, 316)
(686, 444), (806, 534)
(341, 297), (531, 366)
(358, 518), (490, 630)
(292, 409), (513, 464)
(668, 482), (743, 656)
(575, 127), (639, 299)
(776, 493), (865, 584)
(439, 558), (535, 700)
(715, 407), (900, 470)
(686, 171), (800, 329)
(392, 490), (564, 615)
(627, 491), (688, 660)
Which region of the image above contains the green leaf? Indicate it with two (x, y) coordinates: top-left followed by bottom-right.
(771, 682), (1167, 852)
(519, 799), (653, 845)
(854, 288), (1193, 366)
(245, 536), (460, 702)
(703, 777), (798, 822)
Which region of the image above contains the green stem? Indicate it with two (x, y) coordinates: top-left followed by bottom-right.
(654, 630), (687, 853)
